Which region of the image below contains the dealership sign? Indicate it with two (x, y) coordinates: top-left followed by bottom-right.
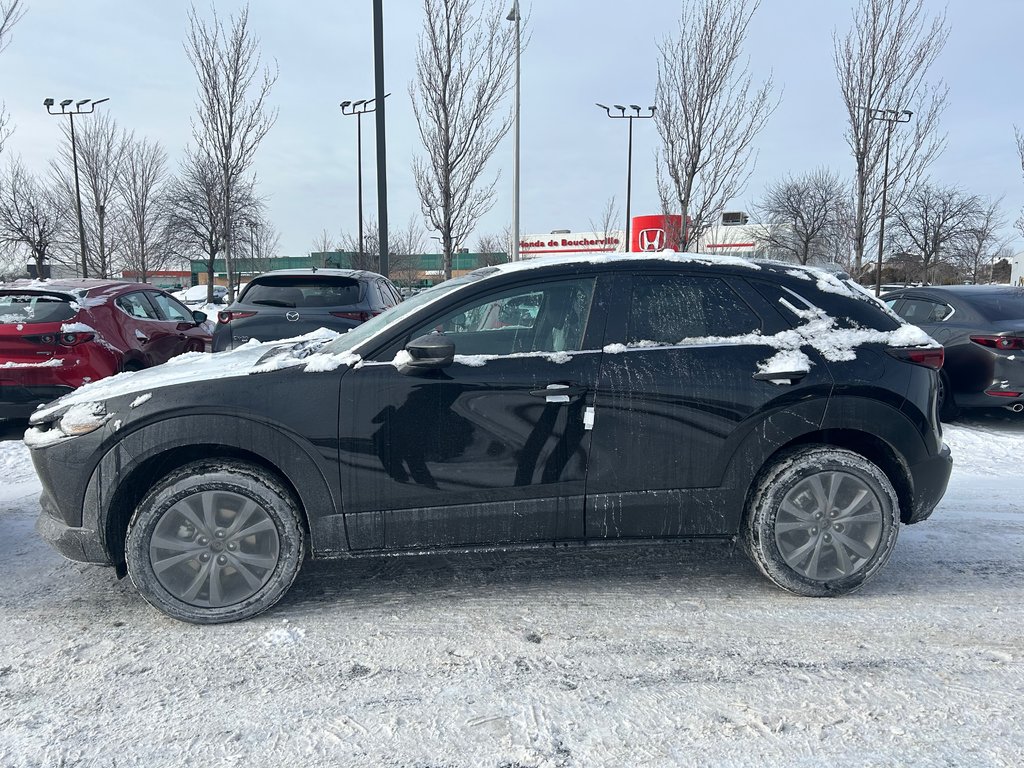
(520, 215), (687, 257)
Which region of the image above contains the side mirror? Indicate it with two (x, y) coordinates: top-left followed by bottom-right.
(401, 333), (455, 372)
(192, 310), (208, 325)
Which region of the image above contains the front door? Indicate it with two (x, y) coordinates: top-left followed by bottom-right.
(338, 276), (606, 551)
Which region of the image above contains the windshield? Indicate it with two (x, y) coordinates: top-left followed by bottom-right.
(968, 291), (1024, 322)
(319, 276), (475, 356)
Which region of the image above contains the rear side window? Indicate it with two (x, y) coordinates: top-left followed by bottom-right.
(116, 292), (160, 320)
(0, 293), (77, 324)
(895, 298), (952, 323)
(241, 276), (364, 308)
(627, 275), (761, 344)
(751, 280), (900, 332)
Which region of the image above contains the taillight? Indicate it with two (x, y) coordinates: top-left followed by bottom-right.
(330, 311), (371, 322)
(218, 310), (257, 324)
(24, 334), (57, 345)
(59, 332), (94, 346)
(970, 335), (1024, 351)
(985, 389), (1023, 398)
(886, 346), (945, 369)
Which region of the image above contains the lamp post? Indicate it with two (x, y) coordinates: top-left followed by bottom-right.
(341, 94), (389, 270)
(506, 0), (521, 261)
(863, 106), (912, 296)
(43, 97), (109, 278)
(596, 103), (655, 253)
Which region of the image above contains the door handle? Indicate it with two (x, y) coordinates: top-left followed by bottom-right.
(134, 329), (149, 343)
(752, 370), (808, 384)
(530, 383), (586, 403)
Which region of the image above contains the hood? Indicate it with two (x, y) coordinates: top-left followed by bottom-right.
(30, 328), (342, 423)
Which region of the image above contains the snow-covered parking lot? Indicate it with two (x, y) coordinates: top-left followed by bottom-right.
(1, 413), (1022, 767)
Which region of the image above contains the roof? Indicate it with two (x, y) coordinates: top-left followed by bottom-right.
(0, 278), (142, 297)
(252, 268), (382, 279)
(885, 284), (1024, 297)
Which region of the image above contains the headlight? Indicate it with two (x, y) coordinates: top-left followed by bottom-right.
(25, 401), (109, 448)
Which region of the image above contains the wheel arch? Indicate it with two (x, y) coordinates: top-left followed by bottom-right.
(84, 414), (343, 573)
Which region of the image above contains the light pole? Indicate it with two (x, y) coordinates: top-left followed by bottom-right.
(43, 96), (109, 278)
(506, 0), (521, 261)
(596, 103), (655, 253)
(372, 0), (389, 278)
(864, 106), (912, 296)
(341, 94), (389, 270)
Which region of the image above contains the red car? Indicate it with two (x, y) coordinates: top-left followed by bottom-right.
(0, 279), (211, 418)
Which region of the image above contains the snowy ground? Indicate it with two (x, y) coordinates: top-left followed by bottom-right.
(0, 412), (1022, 767)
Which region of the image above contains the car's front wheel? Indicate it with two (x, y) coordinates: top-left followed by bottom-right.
(125, 460), (305, 624)
(743, 446), (899, 597)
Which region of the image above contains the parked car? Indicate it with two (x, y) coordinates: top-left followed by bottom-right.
(177, 284), (227, 307)
(1, 279), (210, 419)
(27, 255), (951, 623)
(882, 285), (1024, 419)
(212, 268), (402, 351)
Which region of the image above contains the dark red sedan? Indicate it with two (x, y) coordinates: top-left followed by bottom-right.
(0, 279), (211, 418)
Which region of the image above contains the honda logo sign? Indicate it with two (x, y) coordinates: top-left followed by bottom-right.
(637, 228), (666, 252)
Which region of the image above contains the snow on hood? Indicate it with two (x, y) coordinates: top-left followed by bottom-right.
(30, 327), (353, 422)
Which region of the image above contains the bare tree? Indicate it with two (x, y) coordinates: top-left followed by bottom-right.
(951, 197), (1007, 284)
(835, 0), (949, 276)
(1015, 128), (1024, 240)
(311, 228), (334, 255)
(589, 196), (623, 252)
(0, 0), (26, 155)
(410, 0), (517, 279)
(164, 148), (260, 298)
(186, 3), (277, 301)
(389, 216), (427, 288)
(117, 135), (169, 283)
(51, 112), (128, 277)
(338, 218), (382, 272)
(0, 157), (68, 277)
(237, 215), (278, 280)
(753, 168), (848, 265)
(891, 183), (981, 283)
(655, 0), (775, 252)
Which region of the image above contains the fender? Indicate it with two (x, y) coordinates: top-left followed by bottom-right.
(81, 413), (347, 564)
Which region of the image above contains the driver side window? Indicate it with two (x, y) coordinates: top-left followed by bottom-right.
(411, 278), (595, 357)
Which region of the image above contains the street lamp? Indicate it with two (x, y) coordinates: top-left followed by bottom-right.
(43, 96), (110, 278)
(596, 103), (655, 253)
(341, 94), (389, 269)
(863, 106), (912, 296)
(506, 0), (521, 261)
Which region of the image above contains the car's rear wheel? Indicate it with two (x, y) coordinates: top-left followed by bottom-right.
(937, 370), (960, 422)
(125, 460), (305, 624)
(743, 446), (899, 597)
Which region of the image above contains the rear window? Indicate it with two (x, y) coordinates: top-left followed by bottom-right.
(239, 276), (363, 308)
(0, 293), (77, 325)
(966, 292), (1024, 322)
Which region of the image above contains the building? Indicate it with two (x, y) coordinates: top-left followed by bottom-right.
(188, 251), (507, 289)
(121, 270), (191, 290)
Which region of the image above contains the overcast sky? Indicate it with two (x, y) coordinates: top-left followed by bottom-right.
(2, 0), (1022, 257)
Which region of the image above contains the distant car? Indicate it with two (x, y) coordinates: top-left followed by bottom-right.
(28, 255), (951, 623)
(0, 279), (211, 419)
(178, 285), (227, 307)
(212, 268), (402, 351)
(882, 285), (1024, 419)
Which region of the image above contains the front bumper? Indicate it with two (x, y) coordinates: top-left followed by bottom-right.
(906, 442), (953, 524)
(36, 493), (111, 565)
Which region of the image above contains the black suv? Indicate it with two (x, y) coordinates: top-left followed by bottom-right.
(212, 268), (402, 351)
(28, 255), (952, 623)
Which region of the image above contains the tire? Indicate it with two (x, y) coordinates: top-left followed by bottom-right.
(743, 445), (900, 597)
(125, 460), (305, 624)
(937, 370), (960, 422)
(121, 359), (143, 373)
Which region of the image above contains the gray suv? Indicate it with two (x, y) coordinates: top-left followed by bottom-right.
(213, 268), (402, 351)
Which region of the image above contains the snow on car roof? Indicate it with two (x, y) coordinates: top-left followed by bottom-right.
(484, 251), (763, 276)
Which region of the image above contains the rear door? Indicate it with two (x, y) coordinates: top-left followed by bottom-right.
(586, 270), (834, 539)
(337, 274), (608, 551)
(113, 291), (171, 365)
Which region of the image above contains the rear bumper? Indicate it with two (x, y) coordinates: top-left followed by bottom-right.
(906, 442), (953, 524)
(0, 384), (73, 419)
